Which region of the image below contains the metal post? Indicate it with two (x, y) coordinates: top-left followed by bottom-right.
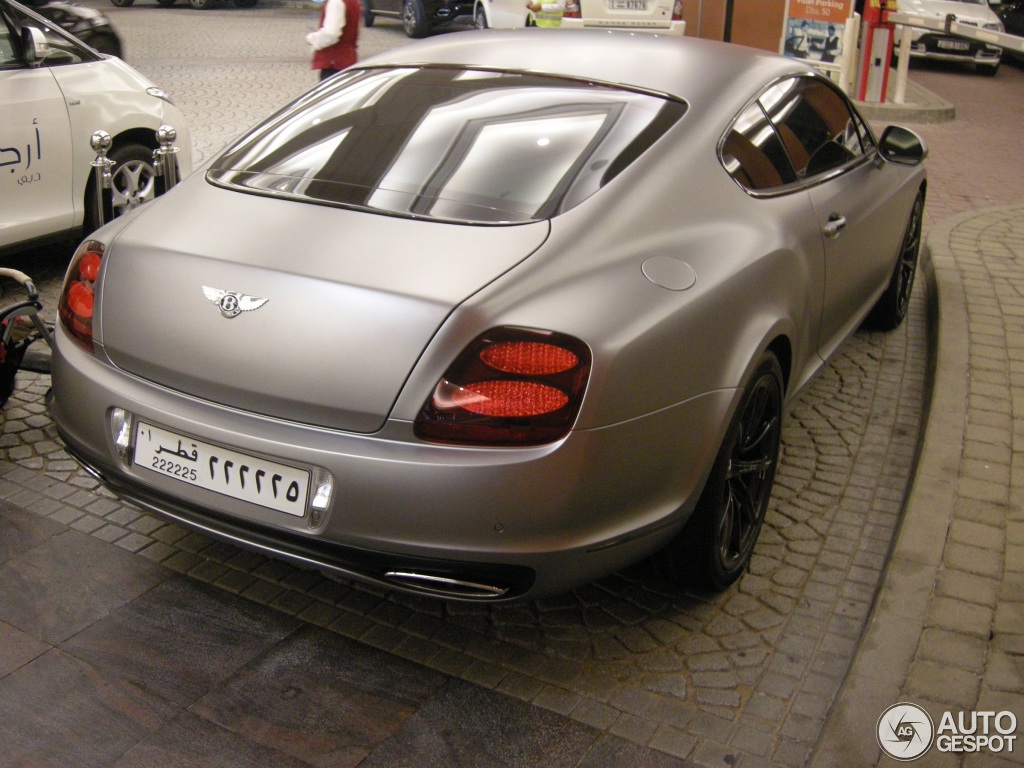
(894, 24), (913, 104)
(89, 130), (114, 228)
(154, 124), (180, 195)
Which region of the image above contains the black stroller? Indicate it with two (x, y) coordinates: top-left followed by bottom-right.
(0, 268), (54, 407)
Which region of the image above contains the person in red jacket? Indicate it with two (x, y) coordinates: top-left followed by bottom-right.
(306, 0), (361, 81)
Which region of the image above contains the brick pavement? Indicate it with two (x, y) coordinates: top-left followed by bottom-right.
(0, 7), (1022, 765)
(810, 61), (1024, 768)
(812, 205), (1024, 768)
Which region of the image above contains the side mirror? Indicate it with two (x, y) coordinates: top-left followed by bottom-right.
(878, 125), (928, 166)
(20, 26), (49, 64)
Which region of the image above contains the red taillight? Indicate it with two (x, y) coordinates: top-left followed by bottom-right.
(672, 0), (682, 20)
(448, 381), (569, 417)
(414, 328), (591, 446)
(79, 250), (102, 281)
(59, 240), (104, 352)
(563, 0), (580, 17)
(479, 341), (578, 375)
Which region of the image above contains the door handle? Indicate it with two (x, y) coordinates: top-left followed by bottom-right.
(823, 214), (847, 239)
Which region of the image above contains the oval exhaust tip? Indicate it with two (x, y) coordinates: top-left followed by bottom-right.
(384, 571), (510, 599)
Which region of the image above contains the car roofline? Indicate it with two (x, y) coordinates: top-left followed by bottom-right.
(345, 62), (689, 106)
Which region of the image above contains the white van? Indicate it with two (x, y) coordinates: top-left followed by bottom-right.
(473, 0), (685, 35)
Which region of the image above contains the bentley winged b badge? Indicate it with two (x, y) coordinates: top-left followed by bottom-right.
(203, 286), (269, 319)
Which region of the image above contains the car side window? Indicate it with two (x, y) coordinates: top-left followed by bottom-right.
(758, 76), (865, 179)
(721, 101), (796, 191)
(7, 4), (92, 66)
(0, 19), (18, 67)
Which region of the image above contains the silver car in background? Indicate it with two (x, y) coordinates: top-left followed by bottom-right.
(50, 30), (927, 601)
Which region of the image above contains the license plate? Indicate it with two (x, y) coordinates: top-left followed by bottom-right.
(937, 39), (970, 51)
(609, 0), (648, 9)
(134, 422), (310, 517)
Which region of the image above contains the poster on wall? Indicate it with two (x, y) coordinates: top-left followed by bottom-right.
(781, 0), (855, 63)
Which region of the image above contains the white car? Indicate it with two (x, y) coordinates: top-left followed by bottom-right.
(897, 0), (1004, 75)
(473, 0), (685, 35)
(1, 0), (192, 256)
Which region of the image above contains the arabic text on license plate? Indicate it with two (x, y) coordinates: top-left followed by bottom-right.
(609, 0), (648, 9)
(134, 422), (310, 517)
(937, 39), (970, 51)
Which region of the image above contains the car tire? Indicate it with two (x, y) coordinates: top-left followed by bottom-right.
(85, 31), (122, 57)
(660, 351), (784, 592)
(864, 190), (924, 331)
(363, 0), (375, 26)
(978, 61), (1000, 76)
(109, 0), (135, 7)
(402, 0), (429, 37)
(474, 4), (488, 28)
(188, 0), (213, 8)
(85, 142), (157, 233)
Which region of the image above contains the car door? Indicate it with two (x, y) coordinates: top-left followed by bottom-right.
(374, 0), (402, 15)
(0, 9), (74, 251)
(759, 76), (904, 360)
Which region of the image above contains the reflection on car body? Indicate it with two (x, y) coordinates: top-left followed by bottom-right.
(50, 30), (927, 602)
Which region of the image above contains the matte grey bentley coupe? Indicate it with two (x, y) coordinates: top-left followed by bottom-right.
(50, 30), (927, 601)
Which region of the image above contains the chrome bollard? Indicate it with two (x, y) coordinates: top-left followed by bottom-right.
(89, 130), (114, 227)
(154, 124), (180, 194)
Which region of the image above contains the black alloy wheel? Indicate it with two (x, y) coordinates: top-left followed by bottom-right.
(661, 352), (784, 592)
(865, 190), (924, 331)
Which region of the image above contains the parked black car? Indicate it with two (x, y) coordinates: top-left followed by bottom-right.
(19, 0), (122, 55)
(363, 0), (472, 37)
(994, 0), (1024, 59)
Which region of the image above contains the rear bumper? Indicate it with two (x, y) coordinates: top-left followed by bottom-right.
(60, 438), (538, 600)
(51, 326), (734, 600)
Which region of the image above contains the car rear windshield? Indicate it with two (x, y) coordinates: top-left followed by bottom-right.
(207, 66), (687, 224)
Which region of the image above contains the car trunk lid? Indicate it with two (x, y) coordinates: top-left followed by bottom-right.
(98, 181), (548, 433)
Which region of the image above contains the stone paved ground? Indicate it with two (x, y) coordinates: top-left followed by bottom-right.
(813, 61), (1024, 768)
(1, 8), (1021, 765)
(0, 317), (928, 766)
(813, 209), (1024, 768)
